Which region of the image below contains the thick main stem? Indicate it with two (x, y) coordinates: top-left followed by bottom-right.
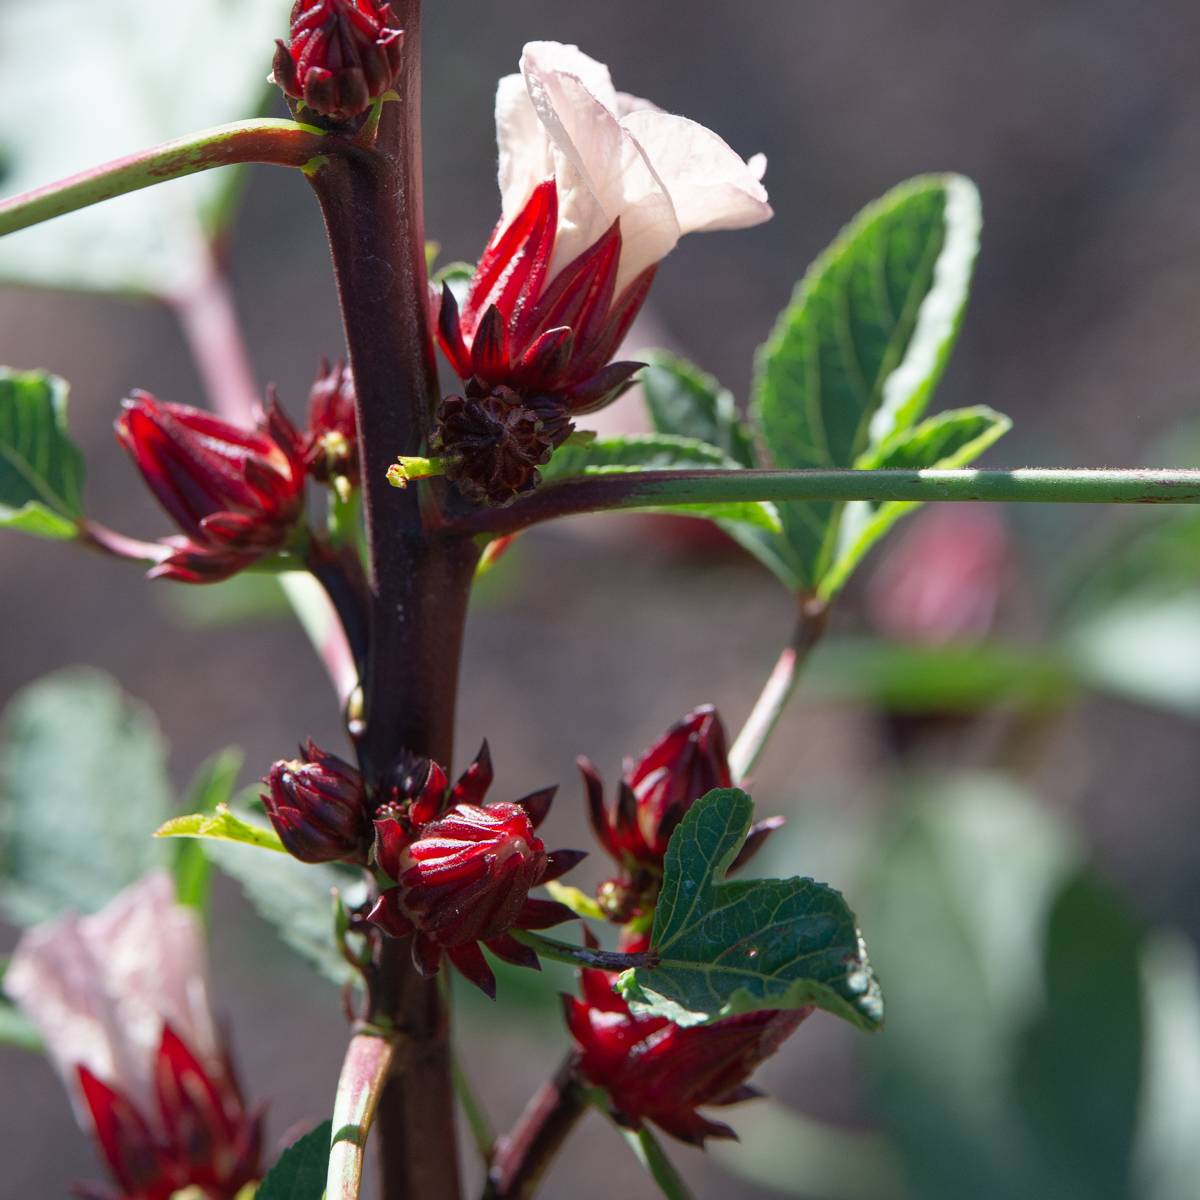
(307, 5), (472, 1197)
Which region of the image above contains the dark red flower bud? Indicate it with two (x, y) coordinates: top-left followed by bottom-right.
(263, 740), (368, 864)
(583, 706), (733, 871)
(115, 392), (306, 584)
(305, 357), (359, 488)
(438, 181), (649, 418)
(431, 381), (573, 506)
(77, 1025), (262, 1200)
(565, 968), (808, 1145)
(368, 759), (582, 996)
(273, 1), (404, 124)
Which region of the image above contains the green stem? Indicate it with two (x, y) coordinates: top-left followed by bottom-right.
(618, 1125), (696, 1200)
(729, 593), (830, 783)
(0, 119), (329, 238)
(327, 1029), (398, 1200)
(453, 1050), (496, 1163)
(510, 930), (654, 973)
(453, 467), (1200, 537)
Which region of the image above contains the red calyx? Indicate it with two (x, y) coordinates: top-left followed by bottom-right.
(437, 179), (651, 424)
(115, 392), (306, 584)
(262, 740), (368, 864)
(76, 1025), (262, 1200)
(368, 744), (583, 997)
(581, 706), (783, 922)
(273, 1), (404, 124)
(304, 357), (359, 487)
(564, 969), (809, 1145)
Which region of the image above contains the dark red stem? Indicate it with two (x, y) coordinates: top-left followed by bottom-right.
(485, 1056), (588, 1200)
(306, 3), (474, 1196)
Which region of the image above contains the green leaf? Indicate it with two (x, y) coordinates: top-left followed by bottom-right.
(205, 804), (363, 986)
(1012, 875), (1145, 1200)
(257, 1119), (332, 1200)
(0, 369), (85, 539)
(172, 748), (245, 911)
(0, 0), (293, 295)
(819, 405), (1012, 598)
(798, 636), (1074, 714)
(156, 803), (286, 854)
(753, 174), (982, 589)
(545, 881), (606, 921)
(0, 668), (171, 924)
(618, 1126), (696, 1200)
(542, 433), (780, 533)
(618, 789), (883, 1030)
(641, 351), (756, 467)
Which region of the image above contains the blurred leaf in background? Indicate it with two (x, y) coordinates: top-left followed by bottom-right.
(0, 0), (292, 296)
(0, 668), (173, 924)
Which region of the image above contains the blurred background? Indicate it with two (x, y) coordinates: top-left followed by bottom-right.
(2, 1), (1200, 1197)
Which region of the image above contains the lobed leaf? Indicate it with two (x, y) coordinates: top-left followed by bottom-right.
(819, 404), (1011, 598)
(0, 369), (85, 540)
(641, 351), (757, 467)
(618, 789), (883, 1030)
(752, 174), (982, 590)
(172, 748), (244, 911)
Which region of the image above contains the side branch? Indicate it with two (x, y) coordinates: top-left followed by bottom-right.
(0, 119), (330, 238)
(729, 592), (829, 782)
(452, 467), (1200, 536)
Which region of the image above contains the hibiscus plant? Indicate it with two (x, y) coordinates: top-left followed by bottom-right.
(2, 3), (1199, 1199)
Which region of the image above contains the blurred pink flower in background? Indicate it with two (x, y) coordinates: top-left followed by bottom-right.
(4, 873), (261, 1200)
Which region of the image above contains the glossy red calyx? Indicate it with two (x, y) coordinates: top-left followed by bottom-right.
(565, 967), (808, 1145)
(115, 392), (306, 584)
(273, 0), (404, 123)
(262, 740), (368, 864)
(368, 743), (583, 997)
(438, 180), (650, 420)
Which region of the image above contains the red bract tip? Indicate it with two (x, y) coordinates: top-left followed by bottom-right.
(273, 0), (404, 124)
(565, 970), (809, 1145)
(76, 1025), (262, 1200)
(115, 392), (306, 584)
(305, 357), (359, 487)
(435, 182), (650, 434)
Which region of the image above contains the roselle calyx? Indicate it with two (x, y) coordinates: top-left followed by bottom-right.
(263, 740), (369, 864)
(565, 964), (809, 1145)
(115, 393), (306, 584)
(273, 0), (404, 124)
(368, 743), (583, 997)
(582, 707), (783, 921)
(304, 357), (359, 491)
(430, 382), (572, 506)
